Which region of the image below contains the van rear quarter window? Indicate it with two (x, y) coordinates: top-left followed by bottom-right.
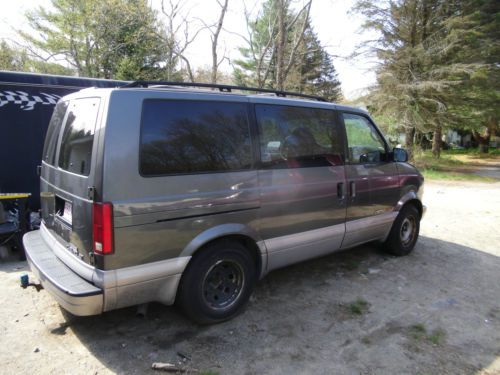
(58, 97), (101, 176)
(43, 100), (68, 166)
(140, 100), (252, 176)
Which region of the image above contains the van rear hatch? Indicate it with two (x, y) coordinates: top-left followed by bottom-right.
(40, 97), (102, 266)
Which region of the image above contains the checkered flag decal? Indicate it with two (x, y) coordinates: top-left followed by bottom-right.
(0, 90), (61, 111)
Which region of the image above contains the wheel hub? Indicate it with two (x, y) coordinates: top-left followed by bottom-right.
(202, 259), (244, 310)
(400, 216), (416, 246)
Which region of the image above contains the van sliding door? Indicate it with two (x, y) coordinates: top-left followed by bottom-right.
(254, 103), (347, 271)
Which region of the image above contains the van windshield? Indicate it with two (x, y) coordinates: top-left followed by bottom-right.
(58, 98), (100, 176)
(43, 101), (68, 166)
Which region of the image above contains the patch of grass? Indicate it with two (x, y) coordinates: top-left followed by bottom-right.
(428, 328), (446, 345)
(409, 324), (446, 346)
(414, 150), (465, 169)
(349, 298), (370, 316)
(421, 169), (496, 182)
(413, 149), (499, 182)
(410, 323), (427, 341)
(361, 336), (372, 345)
(488, 307), (500, 320)
(200, 371), (220, 375)
(444, 147), (500, 156)
(343, 259), (361, 271)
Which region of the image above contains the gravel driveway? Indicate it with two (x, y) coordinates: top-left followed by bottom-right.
(1, 179), (499, 375)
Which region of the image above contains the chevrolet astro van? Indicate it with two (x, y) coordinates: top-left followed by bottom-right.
(23, 82), (425, 324)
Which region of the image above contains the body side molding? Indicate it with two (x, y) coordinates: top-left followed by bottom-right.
(265, 223), (345, 271)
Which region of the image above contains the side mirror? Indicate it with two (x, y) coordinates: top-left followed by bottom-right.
(393, 147), (408, 162)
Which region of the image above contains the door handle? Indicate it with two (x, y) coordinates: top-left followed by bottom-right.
(337, 182), (345, 199)
(350, 181), (356, 198)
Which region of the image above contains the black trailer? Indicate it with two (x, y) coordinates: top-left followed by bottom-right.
(0, 71), (126, 210)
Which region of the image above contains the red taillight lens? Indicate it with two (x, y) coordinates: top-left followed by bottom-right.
(92, 202), (114, 255)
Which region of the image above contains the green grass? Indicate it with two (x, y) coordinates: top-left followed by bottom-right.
(444, 147), (500, 155)
(421, 169), (496, 182)
(428, 328), (446, 345)
(409, 324), (427, 341)
(409, 324), (446, 346)
(200, 371), (220, 375)
(413, 150), (465, 169)
(361, 336), (372, 345)
(343, 259), (361, 271)
(413, 149), (497, 182)
(349, 298), (370, 316)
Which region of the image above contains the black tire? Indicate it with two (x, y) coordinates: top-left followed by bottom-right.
(177, 240), (256, 324)
(383, 204), (420, 256)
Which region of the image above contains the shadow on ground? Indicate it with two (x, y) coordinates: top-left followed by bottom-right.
(57, 236), (500, 374)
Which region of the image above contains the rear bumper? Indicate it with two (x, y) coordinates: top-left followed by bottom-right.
(23, 224), (191, 316)
(23, 230), (103, 316)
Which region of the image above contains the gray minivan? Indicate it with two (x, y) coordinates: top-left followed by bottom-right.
(23, 82), (425, 324)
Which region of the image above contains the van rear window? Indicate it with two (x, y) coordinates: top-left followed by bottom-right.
(43, 101), (68, 166)
(58, 98), (100, 176)
(140, 100), (252, 176)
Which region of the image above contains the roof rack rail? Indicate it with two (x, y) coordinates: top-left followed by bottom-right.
(121, 80), (327, 102)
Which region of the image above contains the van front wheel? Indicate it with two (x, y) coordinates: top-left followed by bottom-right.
(177, 240), (256, 324)
(383, 204), (420, 256)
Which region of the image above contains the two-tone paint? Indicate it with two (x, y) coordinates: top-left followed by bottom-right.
(24, 88), (425, 316)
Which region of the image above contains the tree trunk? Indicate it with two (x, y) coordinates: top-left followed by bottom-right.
(210, 0), (228, 84)
(275, 0), (286, 91)
(478, 140), (489, 153)
(432, 125), (442, 158)
(405, 127), (416, 160)
(471, 116), (498, 153)
(472, 128), (490, 153)
(414, 129), (426, 149)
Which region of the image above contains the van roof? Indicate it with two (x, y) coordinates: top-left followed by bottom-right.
(121, 80), (327, 102)
(73, 82), (368, 115)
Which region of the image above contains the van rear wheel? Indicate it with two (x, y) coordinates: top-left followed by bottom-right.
(177, 240), (256, 324)
(383, 204), (420, 256)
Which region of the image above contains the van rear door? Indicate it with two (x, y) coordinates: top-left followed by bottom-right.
(40, 96), (102, 265)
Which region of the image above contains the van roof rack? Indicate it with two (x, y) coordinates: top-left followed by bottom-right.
(121, 81), (327, 102)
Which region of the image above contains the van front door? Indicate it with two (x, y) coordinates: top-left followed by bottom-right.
(254, 103), (347, 271)
(339, 112), (399, 248)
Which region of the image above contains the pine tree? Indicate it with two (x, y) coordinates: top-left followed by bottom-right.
(353, 0), (499, 157)
(20, 0), (169, 79)
(442, 0), (500, 152)
(234, 0), (342, 101)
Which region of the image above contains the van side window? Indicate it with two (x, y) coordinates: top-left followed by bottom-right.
(342, 113), (386, 164)
(140, 100), (252, 176)
(43, 100), (68, 166)
(255, 104), (342, 168)
(58, 98), (100, 176)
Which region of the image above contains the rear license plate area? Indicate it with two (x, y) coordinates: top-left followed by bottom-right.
(55, 196), (72, 226)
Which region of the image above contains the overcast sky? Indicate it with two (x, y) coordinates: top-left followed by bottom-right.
(0, 0), (378, 99)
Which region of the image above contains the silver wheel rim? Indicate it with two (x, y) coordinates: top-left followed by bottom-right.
(202, 259), (245, 311)
(400, 216), (416, 246)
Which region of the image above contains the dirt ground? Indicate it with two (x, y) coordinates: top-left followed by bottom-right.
(1, 178), (499, 375)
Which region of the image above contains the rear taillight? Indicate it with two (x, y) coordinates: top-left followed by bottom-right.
(92, 202), (114, 255)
